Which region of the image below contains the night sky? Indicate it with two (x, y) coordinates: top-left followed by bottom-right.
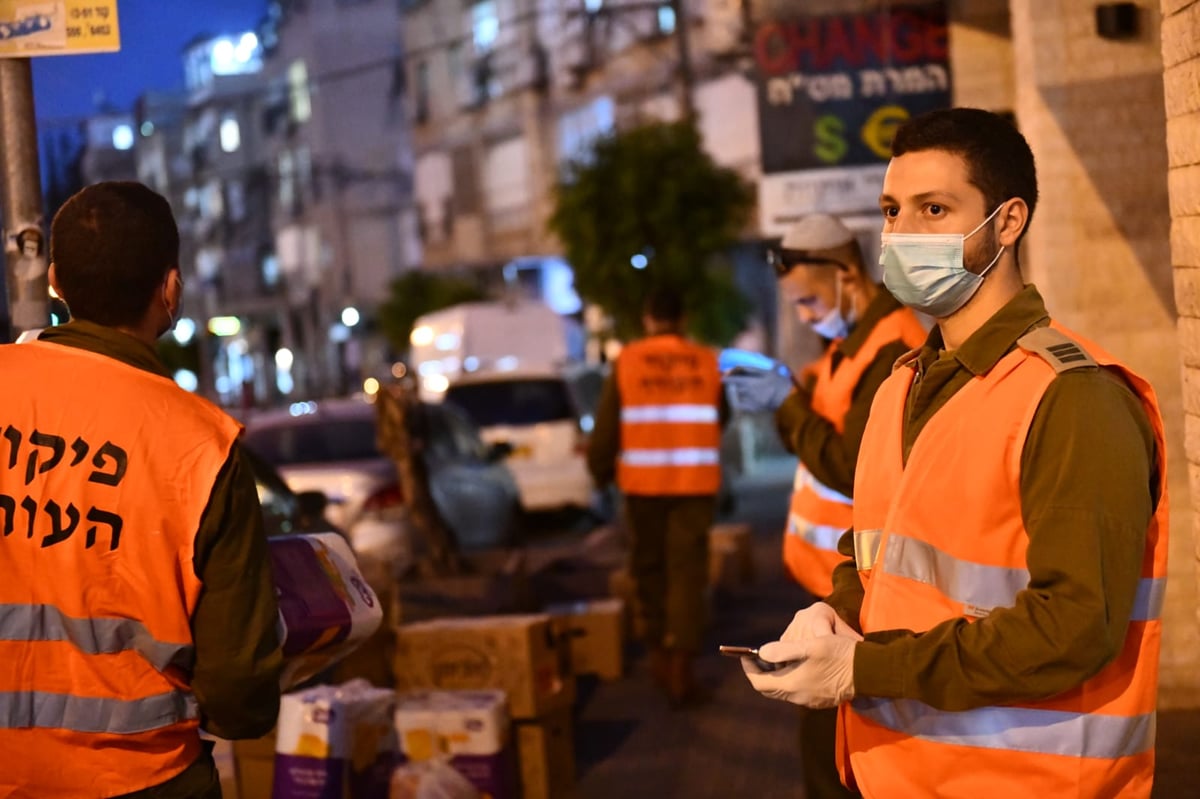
(32, 0), (268, 125)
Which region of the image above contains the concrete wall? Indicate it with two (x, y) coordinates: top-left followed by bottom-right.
(1161, 0), (1200, 707)
(1010, 0), (1197, 707)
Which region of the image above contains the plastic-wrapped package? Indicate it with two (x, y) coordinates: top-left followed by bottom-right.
(273, 680), (398, 799)
(268, 532), (383, 688)
(388, 761), (481, 799)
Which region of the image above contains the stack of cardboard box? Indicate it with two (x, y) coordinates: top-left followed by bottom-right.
(392, 614), (577, 798)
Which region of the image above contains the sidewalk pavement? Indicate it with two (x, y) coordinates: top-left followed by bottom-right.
(569, 476), (1200, 798)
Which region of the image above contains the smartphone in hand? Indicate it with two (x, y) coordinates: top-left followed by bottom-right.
(719, 645), (793, 673)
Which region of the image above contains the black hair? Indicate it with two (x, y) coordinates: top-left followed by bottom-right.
(50, 181), (180, 327)
(643, 286), (685, 323)
(892, 108), (1039, 248)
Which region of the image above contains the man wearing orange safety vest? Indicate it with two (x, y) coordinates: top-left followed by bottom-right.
(0, 182), (283, 798)
(742, 108), (1167, 798)
(725, 214), (924, 798)
(588, 287), (727, 706)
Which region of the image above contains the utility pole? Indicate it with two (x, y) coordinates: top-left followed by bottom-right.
(0, 59), (48, 343)
(573, 1), (698, 123)
(669, 0), (696, 122)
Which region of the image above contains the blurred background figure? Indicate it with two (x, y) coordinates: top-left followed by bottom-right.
(587, 287), (729, 707)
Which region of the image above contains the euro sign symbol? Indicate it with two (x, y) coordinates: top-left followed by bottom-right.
(813, 115), (847, 165)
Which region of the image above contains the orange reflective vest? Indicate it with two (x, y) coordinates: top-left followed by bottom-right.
(616, 334), (722, 496)
(783, 307), (926, 597)
(839, 325), (1168, 798)
(0, 341), (242, 798)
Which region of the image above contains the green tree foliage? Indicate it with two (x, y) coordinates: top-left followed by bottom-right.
(377, 270), (487, 354)
(549, 121), (755, 344)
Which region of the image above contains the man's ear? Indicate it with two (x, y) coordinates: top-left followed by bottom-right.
(165, 267), (183, 303)
(996, 199), (1029, 248)
(48, 262), (63, 299)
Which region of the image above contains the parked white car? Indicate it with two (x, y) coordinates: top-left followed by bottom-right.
(444, 370), (594, 513)
(242, 396), (521, 581)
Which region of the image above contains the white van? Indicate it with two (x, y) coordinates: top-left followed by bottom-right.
(409, 300), (570, 402)
(443, 369), (594, 512)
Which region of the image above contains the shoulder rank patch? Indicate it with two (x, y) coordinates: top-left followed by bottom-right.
(1017, 326), (1097, 373)
(892, 347), (921, 372)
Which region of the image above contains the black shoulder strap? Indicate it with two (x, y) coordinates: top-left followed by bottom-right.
(1016, 326), (1097, 374)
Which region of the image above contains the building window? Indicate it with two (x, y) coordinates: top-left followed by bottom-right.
(227, 179), (247, 222)
(414, 60), (430, 123)
(471, 1), (499, 52)
(289, 60), (312, 123)
(261, 253), (280, 287)
(657, 5), (676, 34)
(278, 150), (295, 211)
(219, 114), (241, 153)
(295, 147), (314, 200)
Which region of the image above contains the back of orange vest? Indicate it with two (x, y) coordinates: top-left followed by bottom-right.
(0, 341), (241, 798)
(616, 335), (722, 496)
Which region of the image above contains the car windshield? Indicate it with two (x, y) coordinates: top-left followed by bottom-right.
(445, 378), (575, 427)
(243, 416), (381, 466)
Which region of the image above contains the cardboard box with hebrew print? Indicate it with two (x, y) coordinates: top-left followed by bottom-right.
(393, 614), (574, 720)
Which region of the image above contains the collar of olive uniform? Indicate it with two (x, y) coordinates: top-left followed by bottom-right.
(38, 319), (171, 378)
(836, 286), (906, 359)
(912, 284), (1051, 378)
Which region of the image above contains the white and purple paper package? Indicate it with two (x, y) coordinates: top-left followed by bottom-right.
(394, 690), (516, 799)
(268, 532), (384, 690)
(273, 680), (398, 799)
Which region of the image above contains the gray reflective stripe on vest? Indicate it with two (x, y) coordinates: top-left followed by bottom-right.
(852, 697), (1155, 759)
(0, 689), (199, 735)
(1130, 576), (1167, 622)
(794, 467), (852, 505)
(882, 534), (1029, 612)
(621, 404), (719, 424)
(879, 535), (1165, 620)
(854, 529), (883, 570)
(788, 515), (844, 551)
(0, 604), (195, 673)
(620, 448), (720, 467)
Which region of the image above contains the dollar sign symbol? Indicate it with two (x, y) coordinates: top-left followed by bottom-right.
(813, 115), (848, 165)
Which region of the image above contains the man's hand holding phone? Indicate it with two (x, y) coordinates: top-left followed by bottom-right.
(718, 644), (797, 673)
(739, 636), (858, 709)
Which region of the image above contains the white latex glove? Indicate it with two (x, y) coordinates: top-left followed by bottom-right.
(741, 636), (857, 709)
(723, 368), (795, 413)
(781, 601), (863, 642)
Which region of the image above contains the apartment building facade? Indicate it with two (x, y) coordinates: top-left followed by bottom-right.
(401, 0), (1200, 706)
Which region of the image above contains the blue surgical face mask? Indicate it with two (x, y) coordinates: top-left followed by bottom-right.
(806, 271), (852, 340)
(880, 205), (1005, 318)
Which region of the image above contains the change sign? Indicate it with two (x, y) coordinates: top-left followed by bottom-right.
(754, 2), (950, 174)
(0, 0), (120, 57)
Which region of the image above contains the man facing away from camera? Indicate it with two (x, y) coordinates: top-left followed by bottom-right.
(0, 181), (282, 798)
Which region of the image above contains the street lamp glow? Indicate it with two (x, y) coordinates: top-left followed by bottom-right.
(173, 369), (199, 392)
(112, 124), (134, 151)
(274, 347), (294, 371)
(341, 306), (361, 327)
(172, 317), (196, 345)
(410, 325), (434, 346)
(363, 377), (380, 396)
(631, 253), (648, 270)
(207, 316), (242, 337)
(329, 323), (351, 343)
